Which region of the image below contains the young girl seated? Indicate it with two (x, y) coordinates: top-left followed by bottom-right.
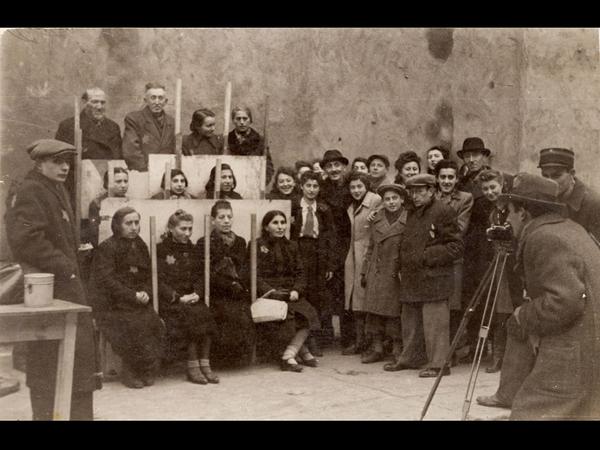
(254, 210), (322, 372)
(182, 108), (224, 155)
(266, 166), (299, 201)
(152, 168), (196, 200)
(204, 163), (243, 199)
(196, 200), (256, 365)
(157, 209), (219, 384)
(89, 206), (166, 389)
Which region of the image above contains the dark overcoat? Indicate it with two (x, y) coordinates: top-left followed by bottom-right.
(227, 128), (274, 183)
(4, 169), (97, 393)
(122, 106), (175, 171)
(290, 199), (336, 313)
(55, 112), (122, 160)
(182, 133), (224, 156)
(398, 197), (463, 303)
(510, 214), (600, 420)
(564, 177), (600, 241)
(88, 235), (165, 367)
(362, 208), (406, 317)
(156, 237), (216, 356)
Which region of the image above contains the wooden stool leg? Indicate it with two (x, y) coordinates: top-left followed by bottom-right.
(54, 312), (78, 421)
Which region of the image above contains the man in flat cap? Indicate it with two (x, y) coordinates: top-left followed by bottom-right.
(318, 149), (352, 353)
(538, 147), (600, 241)
(122, 82), (175, 172)
(4, 139), (98, 420)
(480, 173), (600, 419)
(386, 174), (463, 377)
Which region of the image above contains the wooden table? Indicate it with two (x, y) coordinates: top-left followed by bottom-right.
(0, 300), (91, 420)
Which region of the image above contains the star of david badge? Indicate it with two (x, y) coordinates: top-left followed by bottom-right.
(166, 255), (176, 265)
(62, 209), (70, 222)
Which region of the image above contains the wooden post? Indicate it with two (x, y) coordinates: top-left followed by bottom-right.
(74, 96), (82, 247)
(250, 213), (257, 303)
(223, 81), (232, 155)
(260, 158), (267, 200)
(175, 78), (182, 170)
(204, 215), (211, 307)
(263, 94), (269, 146)
(214, 158), (222, 199)
(164, 160), (172, 199)
(107, 164), (114, 197)
(261, 95), (269, 200)
(150, 216), (159, 313)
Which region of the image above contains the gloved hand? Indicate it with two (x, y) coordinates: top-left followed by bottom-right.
(360, 274), (367, 288)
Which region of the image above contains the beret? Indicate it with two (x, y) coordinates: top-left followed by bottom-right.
(27, 139), (76, 160)
(404, 173), (437, 187)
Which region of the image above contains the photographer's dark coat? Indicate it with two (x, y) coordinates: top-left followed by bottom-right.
(4, 169), (97, 393)
(510, 213), (600, 420)
(398, 197), (463, 303)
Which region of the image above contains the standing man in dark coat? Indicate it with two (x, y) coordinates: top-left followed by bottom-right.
(122, 82), (175, 172)
(318, 149), (352, 347)
(483, 173), (600, 419)
(4, 139), (98, 420)
(55, 88), (122, 160)
(456, 137), (512, 359)
(387, 174), (463, 377)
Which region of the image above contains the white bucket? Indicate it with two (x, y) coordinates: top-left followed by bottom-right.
(24, 273), (54, 307)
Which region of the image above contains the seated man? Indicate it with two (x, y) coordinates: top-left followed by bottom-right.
(122, 82), (175, 172)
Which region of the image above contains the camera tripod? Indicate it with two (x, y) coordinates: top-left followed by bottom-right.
(420, 241), (513, 420)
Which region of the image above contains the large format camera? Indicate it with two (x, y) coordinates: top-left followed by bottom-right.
(486, 223), (513, 242)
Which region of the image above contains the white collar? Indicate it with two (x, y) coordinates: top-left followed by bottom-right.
(300, 197), (316, 210)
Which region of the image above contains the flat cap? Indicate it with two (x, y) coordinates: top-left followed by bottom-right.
(404, 173), (436, 187)
(377, 183), (407, 198)
(538, 147), (574, 169)
(26, 139), (76, 160)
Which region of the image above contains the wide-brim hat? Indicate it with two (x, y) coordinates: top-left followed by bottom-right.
(538, 147), (574, 169)
(456, 137), (491, 159)
(498, 173), (565, 211)
(404, 173), (437, 188)
(27, 139), (76, 160)
(377, 183), (407, 198)
(321, 149), (349, 167)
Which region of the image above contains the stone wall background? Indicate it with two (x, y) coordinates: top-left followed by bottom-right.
(1, 28), (598, 258)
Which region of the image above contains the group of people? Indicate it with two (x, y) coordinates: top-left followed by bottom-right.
(4, 81), (600, 421)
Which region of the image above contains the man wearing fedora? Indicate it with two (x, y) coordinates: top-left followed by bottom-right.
(4, 139), (98, 420)
(479, 173), (600, 419)
(538, 147), (600, 241)
(318, 149), (353, 350)
(455, 137), (513, 361)
(386, 174), (463, 377)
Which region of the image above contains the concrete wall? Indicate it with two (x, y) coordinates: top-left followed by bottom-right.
(1, 28), (598, 258)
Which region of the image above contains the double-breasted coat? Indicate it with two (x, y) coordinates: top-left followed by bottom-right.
(122, 106), (175, 172)
(510, 213), (600, 420)
(290, 199), (336, 314)
(398, 197), (463, 304)
(55, 112), (122, 160)
(4, 169), (97, 393)
(361, 208), (406, 317)
(344, 191), (381, 312)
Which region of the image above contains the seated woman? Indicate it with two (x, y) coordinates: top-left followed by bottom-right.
(228, 106), (274, 184)
(393, 151), (421, 185)
(196, 200), (256, 365)
(89, 206), (166, 389)
(86, 166), (129, 248)
(254, 210), (321, 372)
(425, 145), (449, 175)
(182, 108), (224, 155)
(204, 163), (243, 199)
(157, 209), (219, 384)
(151, 168), (196, 199)
(266, 166), (300, 201)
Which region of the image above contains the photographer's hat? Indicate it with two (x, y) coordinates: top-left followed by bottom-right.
(538, 147), (574, 169)
(498, 173), (565, 211)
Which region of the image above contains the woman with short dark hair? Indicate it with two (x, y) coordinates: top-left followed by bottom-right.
(151, 168), (196, 199)
(394, 151), (421, 184)
(267, 166), (300, 201)
(182, 108), (224, 155)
